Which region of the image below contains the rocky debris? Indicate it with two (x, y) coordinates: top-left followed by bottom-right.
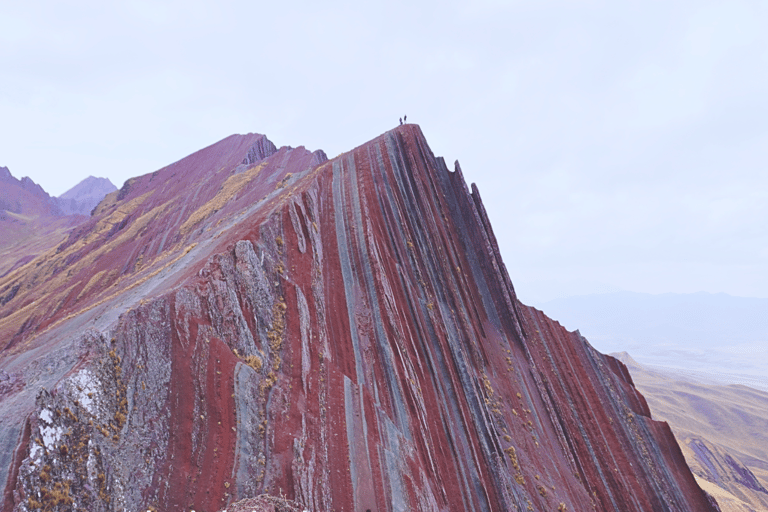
(0, 126), (720, 511)
(0, 369), (23, 396)
(10, 330), (126, 512)
(220, 495), (307, 512)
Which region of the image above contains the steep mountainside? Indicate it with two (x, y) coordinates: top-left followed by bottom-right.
(56, 177), (117, 216)
(0, 127), (718, 511)
(616, 353), (768, 512)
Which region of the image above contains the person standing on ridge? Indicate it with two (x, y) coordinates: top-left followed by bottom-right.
(399, 117), (402, 125)
(404, 115), (407, 123)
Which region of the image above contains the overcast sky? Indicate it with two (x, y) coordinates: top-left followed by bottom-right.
(2, 0), (766, 302)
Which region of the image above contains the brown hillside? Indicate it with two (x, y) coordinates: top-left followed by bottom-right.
(616, 352), (768, 512)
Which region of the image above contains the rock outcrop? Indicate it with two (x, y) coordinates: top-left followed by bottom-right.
(0, 127), (718, 511)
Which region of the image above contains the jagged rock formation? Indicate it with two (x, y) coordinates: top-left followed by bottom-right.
(56, 177), (117, 216)
(0, 167), (62, 219)
(0, 127), (719, 511)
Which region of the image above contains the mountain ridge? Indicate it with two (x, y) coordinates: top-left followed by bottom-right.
(0, 126), (718, 511)
(0, 168), (61, 218)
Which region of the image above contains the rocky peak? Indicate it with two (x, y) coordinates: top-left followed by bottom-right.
(0, 168), (59, 217)
(241, 134), (278, 166)
(56, 176), (117, 216)
(0, 126), (720, 512)
(58, 176), (116, 201)
(18, 176), (46, 196)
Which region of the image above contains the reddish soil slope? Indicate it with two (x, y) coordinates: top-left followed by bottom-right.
(0, 127), (718, 511)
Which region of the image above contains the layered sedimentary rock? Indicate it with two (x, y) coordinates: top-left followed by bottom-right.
(0, 126), (718, 511)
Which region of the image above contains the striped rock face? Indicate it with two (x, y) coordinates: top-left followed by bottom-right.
(0, 126), (719, 512)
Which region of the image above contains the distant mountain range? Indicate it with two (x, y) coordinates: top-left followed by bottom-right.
(0, 166), (115, 277)
(537, 291), (768, 390)
(0, 166), (116, 218)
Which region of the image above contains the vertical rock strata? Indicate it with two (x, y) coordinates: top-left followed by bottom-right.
(0, 126), (719, 511)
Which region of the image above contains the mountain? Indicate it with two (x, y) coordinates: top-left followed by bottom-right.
(0, 168), (75, 279)
(0, 169), (117, 279)
(615, 353), (768, 512)
(0, 127), (718, 511)
(56, 176), (117, 216)
(538, 291), (768, 390)
(0, 166), (61, 218)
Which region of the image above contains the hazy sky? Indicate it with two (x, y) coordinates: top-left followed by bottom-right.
(2, 1), (766, 301)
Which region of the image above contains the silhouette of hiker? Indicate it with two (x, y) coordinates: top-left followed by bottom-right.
(404, 115), (407, 123)
(399, 117), (402, 125)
